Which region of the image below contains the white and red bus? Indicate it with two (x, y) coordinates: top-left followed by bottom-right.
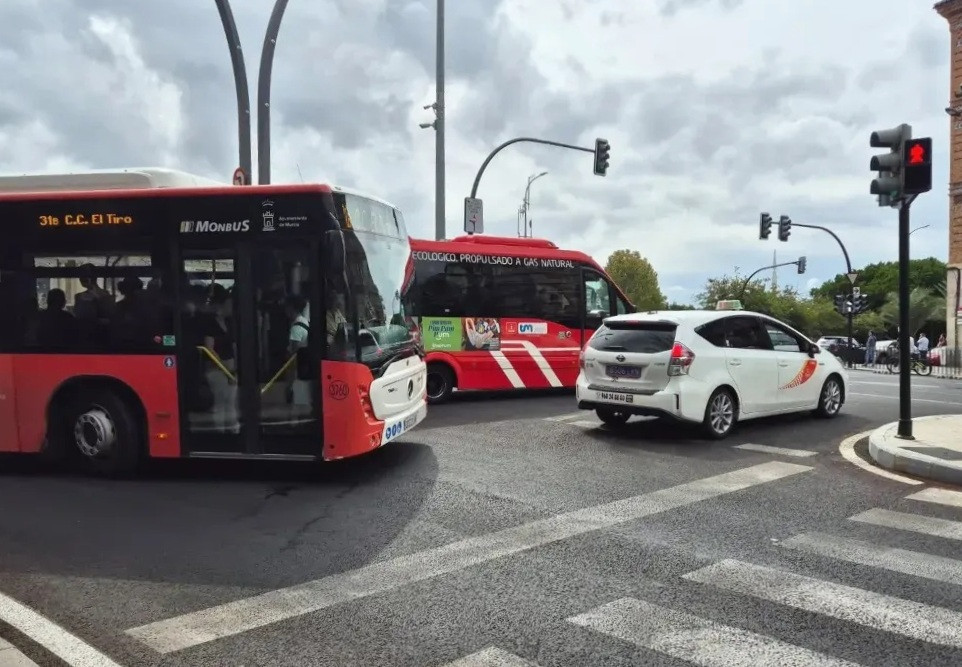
(407, 235), (633, 402)
(0, 168), (427, 474)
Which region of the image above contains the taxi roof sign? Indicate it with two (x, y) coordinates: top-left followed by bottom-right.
(716, 299), (744, 311)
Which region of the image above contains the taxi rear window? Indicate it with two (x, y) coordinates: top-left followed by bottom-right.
(588, 322), (676, 354)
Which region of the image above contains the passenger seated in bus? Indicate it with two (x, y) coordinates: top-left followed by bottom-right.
(111, 276), (147, 346)
(37, 288), (78, 348)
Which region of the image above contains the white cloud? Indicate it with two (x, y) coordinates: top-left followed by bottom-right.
(0, 0), (951, 303)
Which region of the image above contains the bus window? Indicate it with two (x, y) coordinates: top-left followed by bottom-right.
(583, 271), (611, 318)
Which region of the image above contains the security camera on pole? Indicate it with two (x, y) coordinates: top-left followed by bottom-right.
(868, 123), (933, 440)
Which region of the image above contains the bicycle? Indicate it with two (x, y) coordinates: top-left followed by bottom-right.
(886, 354), (932, 376)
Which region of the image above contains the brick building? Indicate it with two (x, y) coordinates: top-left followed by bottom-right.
(935, 0), (962, 348)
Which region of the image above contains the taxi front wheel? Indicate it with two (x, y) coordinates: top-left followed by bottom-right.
(815, 376), (843, 418)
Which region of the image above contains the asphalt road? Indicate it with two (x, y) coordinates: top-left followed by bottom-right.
(1, 369), (962, 666)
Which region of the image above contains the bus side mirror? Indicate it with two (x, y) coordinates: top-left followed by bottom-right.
(325, 229), (346, 274)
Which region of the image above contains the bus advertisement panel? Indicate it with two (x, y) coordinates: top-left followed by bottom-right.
(406, 235), (633, 403)
(0, 177), (426, 474)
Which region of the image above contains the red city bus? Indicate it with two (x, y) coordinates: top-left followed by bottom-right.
(406, 235), (634, 402)
(0, 169), (427, 474)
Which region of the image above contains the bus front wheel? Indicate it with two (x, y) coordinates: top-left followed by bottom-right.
(63, 388), (143, 476)
(426, 363), (455, 404)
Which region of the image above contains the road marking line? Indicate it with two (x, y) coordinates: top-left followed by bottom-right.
(734, 443), (817, 458)
(125, 462), (811, 654)
(0, 590), (122, 667)
(848, 392), (962, 406)
(567, 597), (858, 666)
(849, 380), (941, 389)
(571, 420), (601, 428)
(683, 559), (962, 648)
(543, 412), (584, 422)
(837, 431), (923, 486)
(850, 508), (962, 541)
(907, 487), (962, 508)
(780, 532), (962, 586)
(439, 646), (539, 666)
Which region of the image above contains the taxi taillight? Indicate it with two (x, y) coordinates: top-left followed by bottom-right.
(668, 341), (695, 376)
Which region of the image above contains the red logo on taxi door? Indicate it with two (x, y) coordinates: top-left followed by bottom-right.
(779, 359), (818, 390)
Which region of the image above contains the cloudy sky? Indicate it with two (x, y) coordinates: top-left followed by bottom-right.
(0, 0), (951, 304)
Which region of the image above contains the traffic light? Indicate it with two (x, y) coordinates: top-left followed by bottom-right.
(902, 137), (932, 196)
(833, 294), (847, 315)
(759, 213), (772, 240)
(593, 138), (610, 176)
(851, 292), (870, 315)
(869, 123), (912, 206)
(797, 256), (806, 274)
(777, 215), (791, 242)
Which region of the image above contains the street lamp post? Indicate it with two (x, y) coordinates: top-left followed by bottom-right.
(419, 0), (445, 240)
(520, 171), (548, 237)
(257, 0), (291, 185)
(214, 0), (252, 181)
(909, 224), (930, 235)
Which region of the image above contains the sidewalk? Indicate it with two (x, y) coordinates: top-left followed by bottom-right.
(868, 414), (962, 486)
(0, 639), (37, 667)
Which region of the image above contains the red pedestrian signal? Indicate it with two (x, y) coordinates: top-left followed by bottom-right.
(902, 137), (932, 195)
(907, 142), (926, 165)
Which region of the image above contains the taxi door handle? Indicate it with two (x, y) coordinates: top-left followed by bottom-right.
(778, 362), (790, 367)
(728, 359), (742, 366)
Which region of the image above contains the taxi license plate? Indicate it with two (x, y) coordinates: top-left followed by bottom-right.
(606, 364), (641, 379)
(598, 391), (633, 404)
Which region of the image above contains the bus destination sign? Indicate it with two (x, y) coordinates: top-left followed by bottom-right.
(38, 212), (134, 228)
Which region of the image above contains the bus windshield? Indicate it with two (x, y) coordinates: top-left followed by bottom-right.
(334, 192), (418, 375)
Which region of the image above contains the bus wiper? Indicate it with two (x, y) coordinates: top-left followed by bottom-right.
(371, 346), (417, 378)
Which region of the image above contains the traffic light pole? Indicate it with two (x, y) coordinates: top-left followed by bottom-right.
(469, 137), (594, 198)
(738, 260), (801, 298)
(896, 197), (916, 439)
(791, 221), (857, 367)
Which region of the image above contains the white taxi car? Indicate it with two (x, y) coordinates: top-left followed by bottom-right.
(575, 303), (847, 438)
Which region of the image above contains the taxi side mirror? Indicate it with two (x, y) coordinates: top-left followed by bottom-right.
(808, 343), (820, 357)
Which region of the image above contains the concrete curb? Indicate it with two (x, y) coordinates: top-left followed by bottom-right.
(0, 638), (38, 666)
(868, 415), (962, 487)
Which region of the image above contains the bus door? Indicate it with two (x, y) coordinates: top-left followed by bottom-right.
(175, 240), (321, 459)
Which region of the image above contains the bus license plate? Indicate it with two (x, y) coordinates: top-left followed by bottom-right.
(403, 413), (418, 430)
(606, 364), (641, 379)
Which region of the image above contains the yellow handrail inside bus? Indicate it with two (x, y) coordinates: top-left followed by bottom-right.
(261, 354), (297, 395)
(196, 346), (237, 383)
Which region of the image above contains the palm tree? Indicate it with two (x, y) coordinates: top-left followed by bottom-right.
(880, 286), (944, 336)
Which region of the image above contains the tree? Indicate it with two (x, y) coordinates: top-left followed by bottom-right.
(811, 258), (946, 311)
(878, 287), (945, 338)
(605, 250), (667, 310)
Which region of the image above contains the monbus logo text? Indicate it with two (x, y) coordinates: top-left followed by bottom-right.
(179, 219), (251, 233)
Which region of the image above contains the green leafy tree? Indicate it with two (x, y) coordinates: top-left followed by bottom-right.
(605, 249), (667, 310)
(811, 258), (946, 310)
(878, 287), (945, 337)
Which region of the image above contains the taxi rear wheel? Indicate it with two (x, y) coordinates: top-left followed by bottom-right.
(596, 408), (630, 426)
(703, 387), (737, 439)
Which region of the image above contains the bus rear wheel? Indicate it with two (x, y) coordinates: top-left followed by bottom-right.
(63, 389), (143, 476)
(426, 363), (455, 404)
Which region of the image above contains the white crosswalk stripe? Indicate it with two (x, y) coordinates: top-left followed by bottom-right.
(568, 597), (859, 666)
(683, 559), (962, 648)
(438, 646), (539, 666)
